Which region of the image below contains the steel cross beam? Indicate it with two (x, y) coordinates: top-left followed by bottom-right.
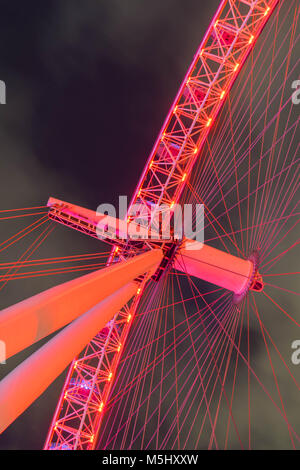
(45, 0), (278, 450)
(47, 197), (260, 297)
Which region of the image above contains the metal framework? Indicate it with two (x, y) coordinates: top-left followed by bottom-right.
(44, 0), (278, 450)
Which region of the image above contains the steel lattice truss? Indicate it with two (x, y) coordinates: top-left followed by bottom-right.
(44, 0), (278, 450)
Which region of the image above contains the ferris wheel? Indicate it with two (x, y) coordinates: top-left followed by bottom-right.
(0, 0), (299, 450)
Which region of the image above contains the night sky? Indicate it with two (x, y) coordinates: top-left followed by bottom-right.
(0, 0), (220, 211)
(0, 0), (298, 450)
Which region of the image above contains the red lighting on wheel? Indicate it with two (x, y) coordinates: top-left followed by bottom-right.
(98, 402), (104, 413)
(43, 0), (280, 451)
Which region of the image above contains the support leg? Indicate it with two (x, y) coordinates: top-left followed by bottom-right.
(0, 249), (162, 359)
(0, 282), (137, 434)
